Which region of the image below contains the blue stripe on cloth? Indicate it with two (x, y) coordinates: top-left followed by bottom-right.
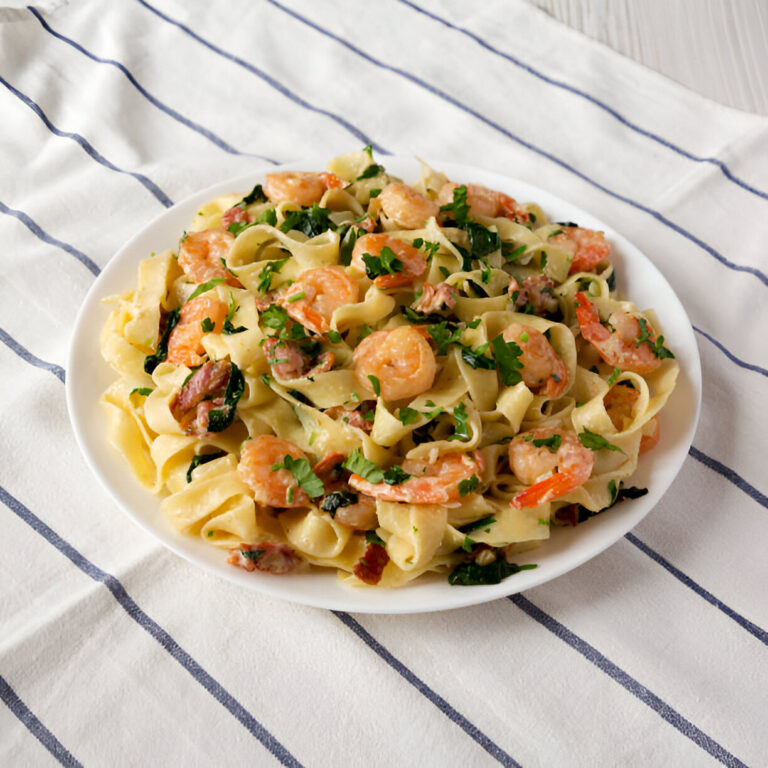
(134, 0), (388, 156)
(509, 594), (748, 768)
(333, 611), (521, 767)
(26, 7), (277, 164)
(694, 326), (768, 380)
(624, 533), (768, 646)
(0, 674), (83, 768)
(0, 199), (101, 276)
(0, 487), (304, 768)
(0, 328), (66, 382)
(0, 74), (174, 208)
(397, 0), (768, 203)
(688, 447), (768, 510)
(266, 0), (768, 289)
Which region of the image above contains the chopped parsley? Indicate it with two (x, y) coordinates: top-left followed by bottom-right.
(361, 246), (404, 279)
(239, 184), (268, 206)
(327, 329), (342, 344)
(188, 277), (225, 301)
(201, 317), (215, 333)
(321, 490), (358, 517)
(279, 204), (334, 237)
(271, 454), (324, 498)
(502, 243), (527, 262)
(448, 402), (471, 442)
(635, 317), (675, 359)
(448, 557), (537, 586)
(427, 321), (463, 355)
(457, 475), (480, 497)
(462, 535), (476, 553)
(365, 530), (386, 547)
(357, 163), (386, 180)
(607, 367), (622, 386)
(368, 374), (381, 397)
(129, 387), (153, 396)
(459, 516), (496, 533)
(458, 342), (496, 370)
(489, 335), (523, 385)
(256, 257), (289, 294)
(223, 292), (247, 335)
(523, 433), (562, 452)
(578, 428), (624, 453)
(342, 449), (410, 485)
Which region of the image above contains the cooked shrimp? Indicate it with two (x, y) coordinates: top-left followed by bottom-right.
(575, 292), (661, 376)
(353, 325), (437, 401)
(437, 181), (529, 223)
(238, 435), (312, 508)
(335, 494), (378, 530)
(280, 266), (359, 334)
(263, 171), (346, 206)
(178, 229), (240, 287)
(604, 385), (660, 453)
(550, 226), (610, 274)
(350, 233), (427, 289)
(378, 183), (440, 229)
(508, 428), (594, 508)
(166, 295), (228, 367)
(220, 206), (250, 230)
(412, 281), (459, 315)
(348, 451), (484, 505)
(502, 322), (568, 397)
(508, 275), (559, 316)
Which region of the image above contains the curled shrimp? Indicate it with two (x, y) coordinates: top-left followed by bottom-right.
(378, 183), (440, 229)
(437, 181), (529, 223)
(166, 295), (227, 367)
(550, 226), (610, 274)
(350, 234), (427, 289)
(575, 292), (661, 376)
(348, 451), (484, 505)
(502, 322), (568, 397)
(353, 325), (437, 401)
(279, 266), (359, 334)
(263, 171), (346, 206)
(237, 435), (312, 508)
(508, 428), (594, 508)
(604, 385), (660, 453)
(178, 230), (240, 287)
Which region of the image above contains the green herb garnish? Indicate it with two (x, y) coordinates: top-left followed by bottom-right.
(578, 428), (624, 453)
(271, 454), (324, 498)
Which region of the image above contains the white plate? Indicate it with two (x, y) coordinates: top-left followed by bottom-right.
(66, 156), (701, 614)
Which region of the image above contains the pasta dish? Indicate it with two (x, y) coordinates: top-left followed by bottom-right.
(100, 149), (678, 588)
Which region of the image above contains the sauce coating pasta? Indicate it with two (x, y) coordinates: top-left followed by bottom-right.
(100, 149), (678, 588)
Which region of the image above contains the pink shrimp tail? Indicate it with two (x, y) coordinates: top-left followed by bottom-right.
(511, 470), (582, 509)
(574, 292), (610, 343)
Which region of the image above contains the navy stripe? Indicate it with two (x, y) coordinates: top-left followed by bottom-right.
(399, 0), (768, 203)
(27, 7), (276, 164)
(0, 487), (304, 768)
(334, 611), (521, 767)
(689, 446), (768, 510)
(267, 0), (768, 289)
(0, 328), (66, 382)
(0, 74), (174, 208)
(694, 326), (768, 380)
(625, 533), (767, 645)
(0, 675), (82, 767)
(509, 594), (747, 768)
(0, 199), (100, 276)
(134, 0), (388, 156)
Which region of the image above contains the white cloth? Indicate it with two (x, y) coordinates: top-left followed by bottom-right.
(1, 1), (766, 766)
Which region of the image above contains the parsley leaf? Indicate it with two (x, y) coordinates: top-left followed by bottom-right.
(523, 433), (562, 452)
(397, 407), (420, 426)
(383, 466), (411, 485)
(201, 317), (215, 333)
(448, 558), (537, 585)
(222, 293), (247, 335)
(427, 321), (462, 355)
(365, 530), (386, 547)
(502, 243), (527, 262)
(188, 277), (225, 301)
(130, 387), (153, 396)
(357, 163), (385, 180)
(635, 317), (675, 359)
(458, 475), (480, 497)
(578, 428), (624, 453)
(321, 490), (358, 517)
(466, 221), (501, 259)
(361, 246), (404, 279)
(368, 375), (381, 397)
(327, 329), (342, 344)
(342, 449), (384, 483)
(448, 402), (471, 442)
(458, 342), (496, 370)
(279, 204), (334, 237)
(271, 454), (325, 499)
(240, 184), (267, 206)
(440, 185), (471, 226)
(607, 367), (622, 386)
(256, 257), (289, 294)
(490, 335), (523, 385)
(459, 515), (496, 533)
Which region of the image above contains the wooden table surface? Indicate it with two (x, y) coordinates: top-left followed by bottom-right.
(526, 0), (768, 116)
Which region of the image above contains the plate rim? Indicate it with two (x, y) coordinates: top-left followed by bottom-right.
(66, 154), (702, 614)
